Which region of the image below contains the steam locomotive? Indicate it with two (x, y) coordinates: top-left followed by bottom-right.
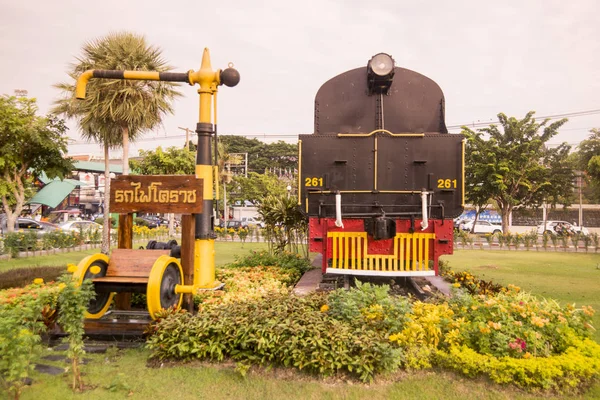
(299, 53), (464, 276)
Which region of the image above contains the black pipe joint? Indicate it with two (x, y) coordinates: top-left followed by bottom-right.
(196, 122), (213, 135)
(146, 239), (181, 258)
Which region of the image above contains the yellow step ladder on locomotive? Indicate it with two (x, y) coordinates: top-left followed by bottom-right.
(326, 232), (436, 276)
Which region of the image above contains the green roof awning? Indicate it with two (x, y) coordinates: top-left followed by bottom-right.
(28, 180), (77, 208)
(74, 161), (123, 174)
(37, 171), (93, 186)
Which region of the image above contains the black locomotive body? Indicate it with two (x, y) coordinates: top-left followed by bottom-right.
(299, 54), (464, 276)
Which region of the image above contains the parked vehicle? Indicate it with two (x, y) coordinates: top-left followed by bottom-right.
(59, 220), (103, 233)
(0, 217), (60, 236)
(454, 218), (471, 231)
(536, 221), (589, 236)
(461, 220), (503, 235)
(221, 220), (243, 230)
(136, 216), (160, 228)
(240, 216), (265, 228)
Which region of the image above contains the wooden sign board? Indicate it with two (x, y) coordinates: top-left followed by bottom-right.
(109, 175), (203, 214)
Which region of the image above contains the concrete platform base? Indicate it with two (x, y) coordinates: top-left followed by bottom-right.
(292, 268), (323, 296)
(424, 276), (452, 297)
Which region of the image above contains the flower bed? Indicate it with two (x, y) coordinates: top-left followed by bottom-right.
(0, 267), (94, 397)
(147, 255), (599, 393)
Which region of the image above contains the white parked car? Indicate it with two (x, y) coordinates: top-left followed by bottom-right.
(59, 220), (103, 233)
(461, 220), (503, 235)
(240, 216), (265, 228)
(536, 221), (589, 236)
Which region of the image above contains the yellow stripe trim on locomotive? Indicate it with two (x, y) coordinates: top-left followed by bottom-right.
(337, 129), (425, 138)
(461, 138), (466, 207)
(298, 140), (302, 205)
(327, 232), (435, 272)
(374, 135), (378, 190)
(308, 190), (424, 195)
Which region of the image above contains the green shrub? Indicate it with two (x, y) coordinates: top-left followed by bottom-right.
(0, 266), (64, 290)
(484, 233), (495, 248)
(522, 231), (538, 251)
(0, 280), (61, 399)
(0, 272), (95, 395)
(57, 273), (95, 391)
(542, 232), (550, 250)
(326, 281), (411, 334)
(40, 230), (81, 250)
(227, 250), (311, 279)
(3, 232), (23, 257)
(590, 232), (599, 251)
(147, 293), (401, 382)
(95, 217), (116, 228)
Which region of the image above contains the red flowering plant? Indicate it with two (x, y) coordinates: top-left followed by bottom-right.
(448, 286), (595, 358)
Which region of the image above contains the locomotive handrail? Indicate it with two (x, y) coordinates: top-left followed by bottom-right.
(308, 190), (425, 194)
(318, 203), (444, 209)
(337, 129), (425, 137)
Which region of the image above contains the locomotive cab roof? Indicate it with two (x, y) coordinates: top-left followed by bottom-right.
(314, 53), (448, 135)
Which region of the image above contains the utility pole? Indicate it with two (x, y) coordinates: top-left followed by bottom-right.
(178, 126), (194, 150)
(577, 173), (583, 227)
(229, 152), (248, 177)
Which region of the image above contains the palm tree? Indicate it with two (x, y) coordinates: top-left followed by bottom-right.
(216, 141), (242, 223)
(53, 32), (182, 253)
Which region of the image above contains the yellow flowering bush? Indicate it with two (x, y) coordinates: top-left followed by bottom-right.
(436, 337), (600, 394)
(388, 302), (458, 369)
(194, 266), (296, 310)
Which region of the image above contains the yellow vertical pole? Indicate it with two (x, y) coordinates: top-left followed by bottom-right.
(73, 48), (239, 292)
(191, 48), (221, 289)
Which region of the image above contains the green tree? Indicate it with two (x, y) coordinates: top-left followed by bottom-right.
(130, 146), (195, 175)
(129, 145), (195, 235)
(462, 112), (573, 233)
(229, 172), (290, 206)
(576, 128), (600, 202)
(464, 133), (495, 232)
(53, 32), (181, 253)
(258, 193), (307, 256)
(0, 96), (73, 232)
(217, 142), (242, 222)
(219, 136), (297, 173)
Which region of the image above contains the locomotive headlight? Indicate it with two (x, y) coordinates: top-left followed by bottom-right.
(370, 53), (394, 76)
(367, 53), (395, 95)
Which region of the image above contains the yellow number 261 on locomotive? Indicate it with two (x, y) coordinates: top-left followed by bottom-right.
(298, 53), (464, 277)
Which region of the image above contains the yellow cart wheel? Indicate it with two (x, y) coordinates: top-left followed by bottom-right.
(72, 253), (115, 319)
(146, 255), (184, 320)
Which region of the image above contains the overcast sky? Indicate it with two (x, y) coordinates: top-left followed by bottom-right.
(1, 0), (598, 157)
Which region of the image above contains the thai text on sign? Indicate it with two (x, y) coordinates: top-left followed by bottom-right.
(109, 175), (203, 214)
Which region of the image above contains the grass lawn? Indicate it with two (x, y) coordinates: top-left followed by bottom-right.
(20, 347), (600, 400)
(441, 249), (600, 342)
(0, 241), (270, 273)
(0, 241), (270, 290)
(5, 247), (600, 399)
